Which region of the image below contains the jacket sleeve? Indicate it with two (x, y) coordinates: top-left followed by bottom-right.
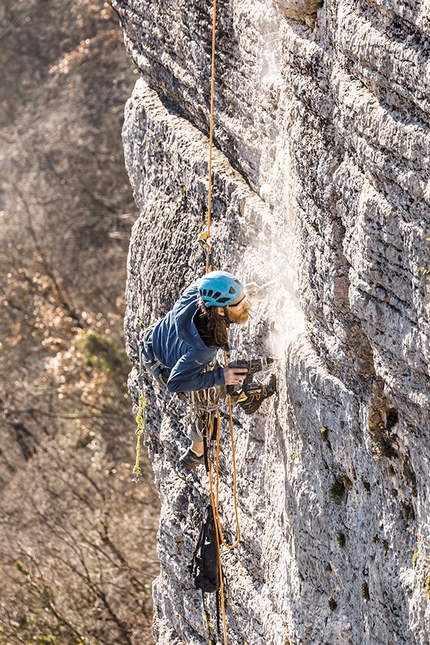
(166, 348), (225, 393)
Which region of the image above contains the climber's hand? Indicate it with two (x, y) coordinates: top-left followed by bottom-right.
(223, 366), (248, 385)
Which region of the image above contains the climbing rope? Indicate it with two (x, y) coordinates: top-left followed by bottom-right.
(202, 0), (217, 274)
(199, 4), (243, 635)
(203, 379), (241, 644)
(208, 405), (241, 550)
(133, 322), (149, 483)
(132, 393), (147, 483)
(130, 2), (242, 636)
(127, 0), (240, 637)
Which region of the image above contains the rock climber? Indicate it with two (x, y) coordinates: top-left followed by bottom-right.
(141, 270), (276, 468)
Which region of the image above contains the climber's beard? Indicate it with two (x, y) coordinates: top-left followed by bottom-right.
(227, 307), (251, 325)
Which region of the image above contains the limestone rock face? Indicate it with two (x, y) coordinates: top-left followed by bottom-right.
(274, 0), (324, 23)
(115, 0), (430, 642)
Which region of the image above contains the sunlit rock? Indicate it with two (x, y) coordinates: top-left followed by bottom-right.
(114, 0), (430, 642)
(274, 0), (323, 23)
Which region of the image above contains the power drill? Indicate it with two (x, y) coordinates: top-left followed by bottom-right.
(226, 357), (276, 395)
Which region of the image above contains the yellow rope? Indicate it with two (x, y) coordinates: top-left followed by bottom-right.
(133, 393), (147, 481)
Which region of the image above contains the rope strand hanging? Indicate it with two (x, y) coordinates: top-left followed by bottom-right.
(202, 0), (239, 625)
(204, 0), (217, 274)
(200, 3), (242, 642)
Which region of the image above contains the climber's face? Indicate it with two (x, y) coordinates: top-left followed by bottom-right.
(225, 292), (251, 324)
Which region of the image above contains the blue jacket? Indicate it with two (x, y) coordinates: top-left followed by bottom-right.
(151, 283), (225, 393)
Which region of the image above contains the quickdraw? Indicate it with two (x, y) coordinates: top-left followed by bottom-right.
(199, 232), (217, 272)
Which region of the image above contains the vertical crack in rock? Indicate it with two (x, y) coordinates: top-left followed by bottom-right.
(115, 0), (430, 642)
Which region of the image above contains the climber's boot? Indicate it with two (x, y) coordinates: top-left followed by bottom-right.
(239, 373), (277, 415)
(179, 447), (205, 469)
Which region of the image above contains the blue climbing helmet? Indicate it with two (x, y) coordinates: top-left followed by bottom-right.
(198, 270), (244, 307)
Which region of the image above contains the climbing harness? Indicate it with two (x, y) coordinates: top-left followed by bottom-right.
(190, 388), (221, 415)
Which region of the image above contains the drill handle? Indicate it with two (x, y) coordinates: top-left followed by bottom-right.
(226, 372), (254, 396)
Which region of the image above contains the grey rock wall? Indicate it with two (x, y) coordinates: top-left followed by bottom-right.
(114, 0), (430, 642)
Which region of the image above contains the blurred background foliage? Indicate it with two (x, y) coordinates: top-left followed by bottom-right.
(0, 1), (159, 643)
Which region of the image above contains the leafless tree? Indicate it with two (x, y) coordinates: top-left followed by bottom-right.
(0, 1), (159, 642)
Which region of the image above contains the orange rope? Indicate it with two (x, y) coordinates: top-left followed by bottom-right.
(207, 413), (227, 644)
(206, 393), (241, 644)
(200, 3), (243, 642)
(208, 408), (241, 550)
(205, 0), (217, 274)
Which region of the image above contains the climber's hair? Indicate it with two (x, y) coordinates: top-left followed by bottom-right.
(198, 298), (228, 346)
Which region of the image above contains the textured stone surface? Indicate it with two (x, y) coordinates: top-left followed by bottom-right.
(115, 0), (430, 642)
(274, 0), (324, 23)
